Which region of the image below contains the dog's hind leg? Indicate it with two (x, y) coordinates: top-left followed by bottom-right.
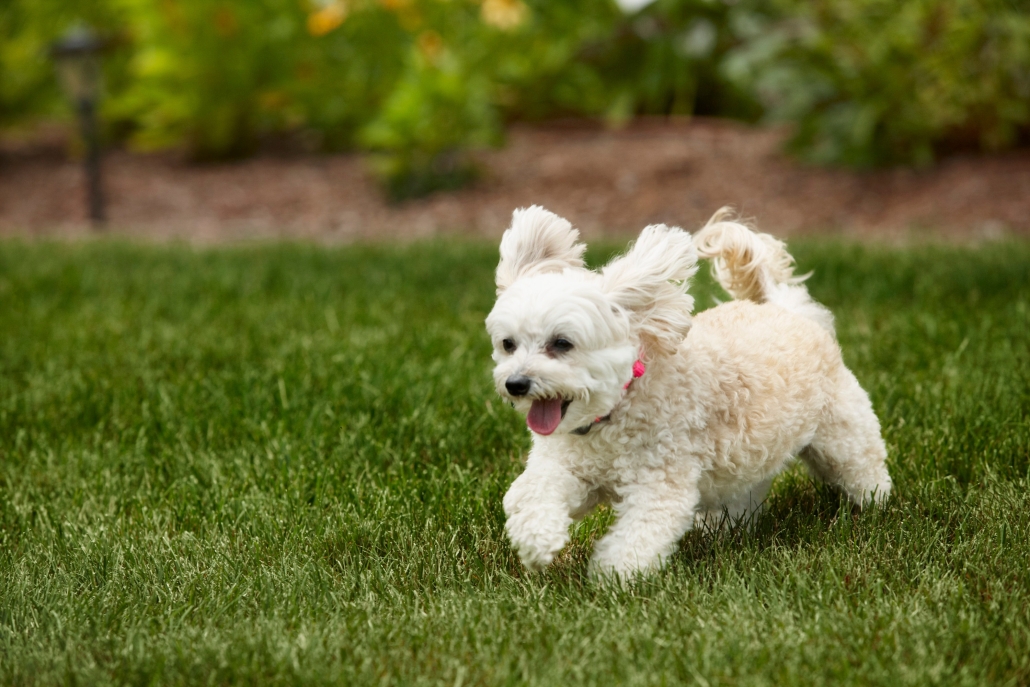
(799, 369), (892, 508)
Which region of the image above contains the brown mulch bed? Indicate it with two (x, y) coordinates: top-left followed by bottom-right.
(2, 118), (1029, 242)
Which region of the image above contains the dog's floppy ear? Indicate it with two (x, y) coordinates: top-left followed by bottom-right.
(496, 206), (586, 292)
(601, 224), (698, 358)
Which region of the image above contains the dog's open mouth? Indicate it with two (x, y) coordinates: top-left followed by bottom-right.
(527, 398), (571, 436)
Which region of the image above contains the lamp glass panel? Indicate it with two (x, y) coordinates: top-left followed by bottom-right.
(56, 54), (100, 102)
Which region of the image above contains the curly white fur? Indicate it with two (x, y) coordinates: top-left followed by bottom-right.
(496, 206), (587, 293)
(486, 206), (891, 579)
(694, 208), (835, 333)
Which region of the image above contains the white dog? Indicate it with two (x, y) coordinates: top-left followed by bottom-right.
(486, 206), (891, 578)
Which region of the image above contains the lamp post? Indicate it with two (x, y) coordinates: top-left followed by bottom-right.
(50, 26), (108, 227)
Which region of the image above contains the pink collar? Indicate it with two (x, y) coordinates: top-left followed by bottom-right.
(624, 359), (647, 389)
(572, 358), (646, 436)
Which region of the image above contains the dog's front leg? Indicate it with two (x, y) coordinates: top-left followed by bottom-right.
(503, 456), (591, 571)
(589, 474), (700, 579)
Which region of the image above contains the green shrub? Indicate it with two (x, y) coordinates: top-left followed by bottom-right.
(0, 0), (128, 127)
(568, 0), (765, 122)
(107, 0), (411, 158)
(725, 0), (1030, 166)
(1, 0), (750, 169)
(361, 54), (497, 201)
(5, 0), (1029, 187)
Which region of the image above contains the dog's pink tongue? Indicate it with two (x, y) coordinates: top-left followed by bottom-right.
(527, 398), (563, 435)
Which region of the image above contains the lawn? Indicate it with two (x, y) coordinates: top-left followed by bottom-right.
(1, 238), (1028, 686)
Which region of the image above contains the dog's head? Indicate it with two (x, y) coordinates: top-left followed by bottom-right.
(485, 206), (698, 436)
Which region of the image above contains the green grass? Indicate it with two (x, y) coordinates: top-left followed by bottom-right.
(1, 238), (1028, 686)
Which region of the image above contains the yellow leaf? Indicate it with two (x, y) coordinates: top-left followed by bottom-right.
(307, 2), (348, 36)
(481, 0), (527, 31)
(417, 30), (445, 63)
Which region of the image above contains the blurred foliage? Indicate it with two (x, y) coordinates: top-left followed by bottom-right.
(0, 1), (128, 126)
(724, 0), (1030, 166)
(2, 0), (1029, 193)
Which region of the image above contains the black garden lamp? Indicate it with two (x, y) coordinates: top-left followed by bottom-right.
(50, 26), (108, 226)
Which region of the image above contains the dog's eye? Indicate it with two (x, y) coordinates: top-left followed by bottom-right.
(502, 338), (516, 353)
(550, 338), (574, 353)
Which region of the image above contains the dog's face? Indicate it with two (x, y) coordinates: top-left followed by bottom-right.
(486, 206), (698, 437)
(486, 271), (637, 434)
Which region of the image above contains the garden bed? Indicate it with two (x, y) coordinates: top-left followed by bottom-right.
(3, 118), (1029, 242)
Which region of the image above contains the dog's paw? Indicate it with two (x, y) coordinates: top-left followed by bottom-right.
(588, 541), (669, 581)
(505, 510), (570, 572)
(513, 541), (558, 572)
(587, 556), (642, 582)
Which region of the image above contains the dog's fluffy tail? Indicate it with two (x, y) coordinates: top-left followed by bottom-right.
(693, 208), (835, 334)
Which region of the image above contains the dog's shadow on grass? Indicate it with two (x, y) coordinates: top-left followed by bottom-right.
(537, 467), (897, 591)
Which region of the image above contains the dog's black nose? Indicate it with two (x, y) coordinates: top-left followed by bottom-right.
(505, 375), (531, 397)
